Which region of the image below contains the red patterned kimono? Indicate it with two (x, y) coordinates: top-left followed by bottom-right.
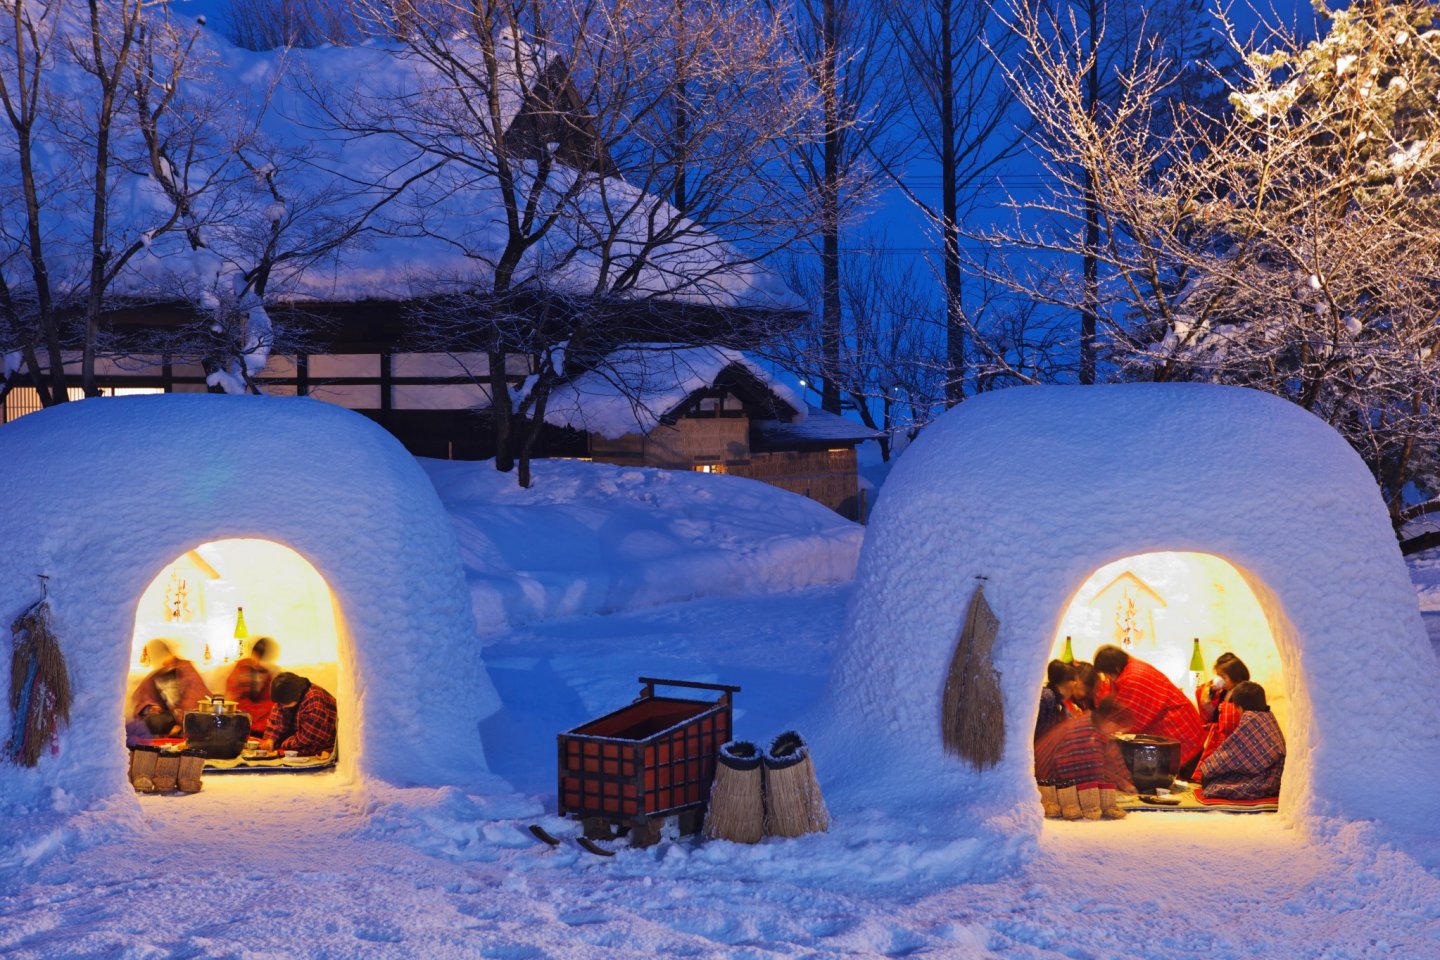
(1197, 700), (1243, 771)
(1198, 709), (1285, 800)
(1110, 658), (1205, 766)
(1035, 715), (1131, 791)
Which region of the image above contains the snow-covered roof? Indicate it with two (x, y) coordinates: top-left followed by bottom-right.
(542, 345), (804, 440)
(815, 383), (1440, 836)
(0, 16), (800, 313)
(753, 406), (885, 446)
(0, 394), (497, 811)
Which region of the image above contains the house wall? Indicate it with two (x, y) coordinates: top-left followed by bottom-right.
(734, 449), (861, 520)
(588, 419), (862, 519)
(590, 417), (751, 469)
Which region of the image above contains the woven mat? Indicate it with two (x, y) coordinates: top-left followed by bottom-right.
(1119, 784), (1278, 814)
(203, 751), (337, 774)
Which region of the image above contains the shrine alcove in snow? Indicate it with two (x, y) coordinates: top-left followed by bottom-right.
(816, 383), (1440, 837)
(0, 394), (497, 815)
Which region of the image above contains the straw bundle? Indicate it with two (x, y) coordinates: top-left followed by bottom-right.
(5, 592), (72, 767)
(762, 731), (829, 837)
(703, 740), (765, 844)
(941, 583), (1005, 769)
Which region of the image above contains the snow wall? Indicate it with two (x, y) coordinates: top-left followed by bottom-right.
(0, 395), (498, 814)
(817, 383), (1440, 836)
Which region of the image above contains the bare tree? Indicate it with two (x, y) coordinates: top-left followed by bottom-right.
(881, 0), (1031, 403)
(329, 0), (818, 486)
(992, 0), (1440, 532)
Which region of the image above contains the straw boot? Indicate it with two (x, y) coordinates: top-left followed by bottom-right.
(177, 752), (205, 794)
(152, 753), (180, 792)
(128, 747), (159, 793)
(1037, 783), (1062, 818)
(1078, 786), (1103, 820)
(1056, 785), (1083, 820)
(1099, 786), (1127, 819)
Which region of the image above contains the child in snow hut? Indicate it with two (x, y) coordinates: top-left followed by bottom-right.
(1196, 652), (1250, 724)
(1035, 698), (1134, 820)
(257, 672), (337, 756)
(1035, 660), (1075, 743)
(1197, 681), (1285, 801)
(1093, 645), (1205, 780)
(224, 637), (279, 742)
(129, 639), (211, 738)
(1195, 653), (1250, 767)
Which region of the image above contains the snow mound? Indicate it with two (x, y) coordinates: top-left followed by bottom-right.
(422, 458), (862, 634)
(0, 394), (496, 834)
(817, 383), (1440, 839)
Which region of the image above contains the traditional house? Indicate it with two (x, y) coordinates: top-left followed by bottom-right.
(544, 346), (881, 519)
(0, 25), (807, 467)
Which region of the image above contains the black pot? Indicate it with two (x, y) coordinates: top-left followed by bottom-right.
(1116, 734), (1182, 793)
(182, 710), (252, 760)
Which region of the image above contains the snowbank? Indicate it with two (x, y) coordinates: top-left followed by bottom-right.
(817, 383), (1440, 839)
(422, 458), (862, 635)
(0, 395), (497, 833)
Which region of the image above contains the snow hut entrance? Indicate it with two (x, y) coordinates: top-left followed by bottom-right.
(1041, 551), (1288, 811)
(125, 539), (343, 773)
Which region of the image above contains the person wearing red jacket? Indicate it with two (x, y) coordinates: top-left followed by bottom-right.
(1093, 645), (1206, 778)
(1198, 682), (1285, 800)
(224, 637), (279, 741)
(130, 639), (211, 738)
(258, 672), (337, 756)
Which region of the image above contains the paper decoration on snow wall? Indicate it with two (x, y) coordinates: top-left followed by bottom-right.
(941, 580), (1004, 769)
(5, 576), (72, 767)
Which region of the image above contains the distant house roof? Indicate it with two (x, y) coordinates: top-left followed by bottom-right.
(543, 345), (804, 440)
(752, 407), (885, 447)
(3, 23), (800, 314)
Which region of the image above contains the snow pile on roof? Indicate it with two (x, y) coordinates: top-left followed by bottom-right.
(0, 15), (799, 311)
(0, 395), (497, 827)
(816, 383), (1440, 838)
(422, 455), (860, 635)
(542, 345), (804, 439)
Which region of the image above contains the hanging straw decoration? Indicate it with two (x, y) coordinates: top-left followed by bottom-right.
(762, 731), (829, 837)
(941, 579), (1005, 769)
(5, 577), (73, 768)
(703, 740), (765, 844)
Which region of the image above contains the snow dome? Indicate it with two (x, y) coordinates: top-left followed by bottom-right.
(819, 383), (1440, 835)
(0, 394), (497, 812)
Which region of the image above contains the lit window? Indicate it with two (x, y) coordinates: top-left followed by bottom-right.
(693, 464), (727, 475)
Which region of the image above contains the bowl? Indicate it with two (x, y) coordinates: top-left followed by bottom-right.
(1115, 734), (1182, 792)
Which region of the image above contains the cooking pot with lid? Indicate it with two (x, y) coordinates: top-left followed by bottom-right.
(183, 695), (252, 759)
(1115, 734), (1182, 793)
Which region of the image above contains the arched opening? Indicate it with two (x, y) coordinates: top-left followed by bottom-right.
(1039, 550), (1289, 813)
(124, 538), (344, 774)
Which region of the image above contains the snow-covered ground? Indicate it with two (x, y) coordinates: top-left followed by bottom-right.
(2, 459), (1440, 958)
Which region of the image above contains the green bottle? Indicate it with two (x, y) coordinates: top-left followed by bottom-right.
(1189, 637), (1205, 673)
(1060, 635), (1075, 664)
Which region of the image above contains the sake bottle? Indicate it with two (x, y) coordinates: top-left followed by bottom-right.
(1060, 635), (1074, 664)
(1188, 638), (1205, 693)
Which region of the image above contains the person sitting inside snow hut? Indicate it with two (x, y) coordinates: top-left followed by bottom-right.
(1035, 660), (1078, 743)
(1195, 652), (1249, 767)
(1035, 698), (1134, 820)
(1093, 645), (1205, 780)
(1197, 681), (1285, 801)
(129, 639), (211, 739)
(224, 637), (279, 741)
(257, 672), (337, 757)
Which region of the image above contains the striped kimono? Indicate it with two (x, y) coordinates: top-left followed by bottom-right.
(1035, 715), (1131, 791)
(1197, 709), (1285, 800)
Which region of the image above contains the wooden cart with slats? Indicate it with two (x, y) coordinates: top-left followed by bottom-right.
(557, 677), (739, 846)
